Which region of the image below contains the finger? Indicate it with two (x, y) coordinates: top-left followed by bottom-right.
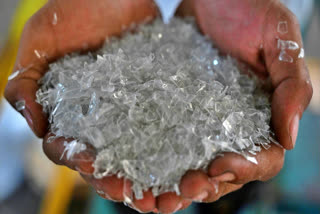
(208, 144), (285, 184)
(81, 174), (126, 202)
(122, 180), (157, 213)
(131, 190), (156, 213)
(262, 1), (313, 149)
(156, 192), (185, 214)
(83, 175), (157, 213)
(43, 133), (96, 175)
(179, 170), (219, 203)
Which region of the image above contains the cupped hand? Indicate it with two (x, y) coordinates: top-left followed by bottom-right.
(5, 0), (313, 213)
(178, 0), (313, 149)
(5, 0), (165, 213)
(172, 0), (313, 210)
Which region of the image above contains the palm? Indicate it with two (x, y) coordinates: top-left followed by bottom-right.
(194, 0), (271, 71)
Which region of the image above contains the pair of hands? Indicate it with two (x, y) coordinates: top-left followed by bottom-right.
(5, 0), (312, 213)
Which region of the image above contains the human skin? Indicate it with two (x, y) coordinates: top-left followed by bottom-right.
(4, 0), (312, 213)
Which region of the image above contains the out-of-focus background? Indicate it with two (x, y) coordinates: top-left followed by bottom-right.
(0, 0), (319, 214)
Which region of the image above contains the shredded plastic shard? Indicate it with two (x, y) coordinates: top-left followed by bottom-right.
(53, 13), (58, 25)
(277, 39), (299, 50)
(279, 50), (293, 63)
(277, 21), (288, 34)
(298, 48), (305, 58)
(36, 18), (276, 199)
(15, 100), (26, 111)
(8, 70), (20, 81)
(60, 140), (87, 160)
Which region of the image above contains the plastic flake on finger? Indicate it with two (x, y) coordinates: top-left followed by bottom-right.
(277, 39), (299, 50)
(277, 21), (288, 34)
(8, 70), (20, 81)
(60, 140), (87, 160)
(53, 13), (58, 25)
(15, 100), (26, 111)
(279, 50), (294, 63)
(36, 18), (275, 199)
(245, 156), (258, 165)
(298, 48), (305, 58)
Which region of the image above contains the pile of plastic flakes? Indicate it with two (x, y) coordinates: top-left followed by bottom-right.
(36, 18), (276, 199)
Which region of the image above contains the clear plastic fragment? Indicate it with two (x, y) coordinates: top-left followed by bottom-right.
(34, 50), (41, 58)
(277, 39), (299, 50)
(245, 156), (258, 164)
(36, 18), (275, 199)
(279, 50), (293, 63)
(277, 21), (288, 34)
(53, 13), (58, 25)
(47, 136), (55, 143)
(8, 70), (20, 80)
(60, 140), (86, 160)
(9, 64), (35, 80)
(298, 48), (305, 58)
(214, 182), (219, 194)
(15, 100), (26, 111)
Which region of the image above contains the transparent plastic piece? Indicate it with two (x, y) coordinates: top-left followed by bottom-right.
(60, 140), (87, 160)
(34, 50), (41, 58)
(36, 18), (275, 199)
(8, 70), (20, 81)
(298, 48), (305, 58)
(279, 50), (293, 63)
(246, 156), (258, 164)
(277, 39), (299, 50)
(53, 13), (58, 25)
(15, 100), (26, 111)
(277, 21), (288, 34)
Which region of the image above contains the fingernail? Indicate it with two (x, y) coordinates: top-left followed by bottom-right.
(211, 172), (236, 183)
(23, 109), (34, 132)
(173, 202), (183, 213)
(193, 191), (208, 202)
(289, 114), (300, 148)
